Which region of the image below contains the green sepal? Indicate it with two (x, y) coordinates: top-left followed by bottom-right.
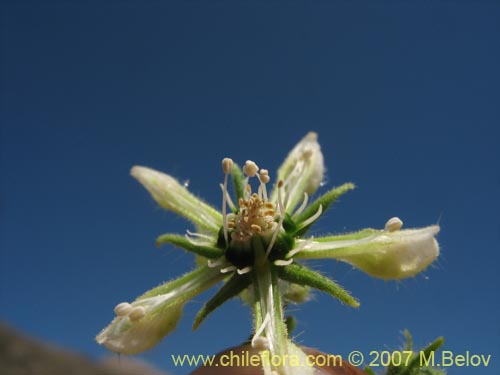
(405, 336), (445, 374)
(295, 183), (355, 236)
(275, 263), (359, 308)
(192, 272), (252, 330)
(156, 234), (224, 259)
(285, 316), (297, 335)
(386, 333), (445, 375)
(282, 212), (298, 233)
(404, 329), (413, 351)
(231, 163), (245, 209)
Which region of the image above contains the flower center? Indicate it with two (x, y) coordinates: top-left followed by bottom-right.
(219, 159), (293, 269)
(229, 194), (277, 243)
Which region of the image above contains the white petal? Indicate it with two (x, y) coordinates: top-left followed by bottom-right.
(271, 132), (324, 213)
(96, 266), (225, 354)
(131, 166), (222, 233)
(296, 226), (440, 280)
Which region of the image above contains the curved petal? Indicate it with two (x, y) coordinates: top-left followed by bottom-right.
(96, 266), (226, 354)
(131, 166), (222, 234)
(295, 226), (440, 280)
(271, 132), (324, 214)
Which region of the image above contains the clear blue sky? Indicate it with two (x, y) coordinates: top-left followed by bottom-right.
(1, 1), (499, 374)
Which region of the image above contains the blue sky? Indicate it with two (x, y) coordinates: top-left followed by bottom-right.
(1, 1), (499, 374)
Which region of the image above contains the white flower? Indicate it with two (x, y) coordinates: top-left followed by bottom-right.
(295, 221), (440, 280)
(98, 133), (440, 375)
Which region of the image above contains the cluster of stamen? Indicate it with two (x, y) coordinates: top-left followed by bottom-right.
(222, 159), (281, 249)
(228, 192), (276, 243)
(114, 302), (146, 322)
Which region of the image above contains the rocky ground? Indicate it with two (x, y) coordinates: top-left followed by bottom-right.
(0, 322), (168, 375)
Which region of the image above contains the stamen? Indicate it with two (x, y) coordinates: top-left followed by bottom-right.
(251, 224), (262, 233)
(274, 259), (294, 266)
(186, 230), (214, 240)
(265, 180), (285, 258)
(297, 204), (323, 230)
(286, 236), (314, 259)
(292, 192), (309, 219)
(185, 233), (212, 247)
(219, 183), (236, 211)
(259, 169), (270, 201)
(237, 266), (253, 275)
(251, 312), (271, 348)
(220, 265), (237, 274)
(207, 257), (227, 268)
(259, 169), (270, 183)
(385, 217), (403, 232)
(243, 160), (259, 177)
(114, 302), (132, 316)
(128, 306), (146, 322)
(221, 158), (233, 174)
(251, 336), (269, 351)
(221, 158), (233, 247)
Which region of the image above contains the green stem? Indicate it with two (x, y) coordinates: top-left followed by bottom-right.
(252, 239), (289, 375)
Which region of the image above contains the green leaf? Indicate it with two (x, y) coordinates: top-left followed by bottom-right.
(156, 234), (224, 259)
(193, 272), (252, 330)
(275, 263), (359, 308)
(231, 163), (245, 208)
(295, 183), (355, 235)
(404, 329), (413, 351)
(406, 337), (444, 373)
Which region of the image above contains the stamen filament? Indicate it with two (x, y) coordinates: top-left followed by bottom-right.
(221, 158), (234, 247)
(251, 312), (271, 348)
(286, 236), (314, 259)
(207, 257), (227, 268)
(222, 173), (229, 246)
(186, 230), (214, 240)
(292, 192), (309, 219)
(274, 259), (294, 266)
(237, 266), (253, 275)
(265, 181), (285, 258)
(220, 265), (237, 274)
(297, 204), (323, 230)
(219, 183), (236, 211)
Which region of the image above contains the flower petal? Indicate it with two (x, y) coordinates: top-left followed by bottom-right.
(271, 132), (324, 214)
(96, 266), (226, 354)
(295, 225), (440, 280)
(131, 166), (222, 234)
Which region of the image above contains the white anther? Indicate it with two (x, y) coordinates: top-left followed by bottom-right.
(302, 148), (313, 159)
(251, 313), (271, 349)
(252, 336), (269, 351)
(128, 306), (146, 322)
(243, 160), (259, 177)
(220, 265), (237, 274)
(274, 259), (294, 266)
(114, 302), (132, 316)
(221, 158), (234, 174)
(259, 169), (270, 184)
(385, 217), (403, 232)
(237, 266), (253, 275)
